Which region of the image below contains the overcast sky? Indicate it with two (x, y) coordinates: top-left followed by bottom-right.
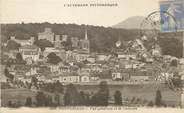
(0, 0), (160, 27)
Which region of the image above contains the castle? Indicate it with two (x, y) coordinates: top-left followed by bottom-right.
(37, 28), (90, 52)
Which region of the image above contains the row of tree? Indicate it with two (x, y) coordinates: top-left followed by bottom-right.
(26, 81), (164, 107)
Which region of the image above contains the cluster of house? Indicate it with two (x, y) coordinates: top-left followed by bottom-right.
(6, 28), (90, 63)
(2, 27), (180, 84)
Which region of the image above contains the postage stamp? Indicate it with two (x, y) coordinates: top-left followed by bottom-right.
(160, 0), (184, 32)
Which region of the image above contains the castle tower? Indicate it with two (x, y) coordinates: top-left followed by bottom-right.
(38, 28), (54, 43)
(71, 37), (79, 48)
(30, 36), (35, 45)
(62, 35), (68, 42)
(55, 35), (61, 42)
(54, 35), (61, 48)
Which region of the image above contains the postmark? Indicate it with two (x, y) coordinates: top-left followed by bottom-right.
(140, 11), (177, 37)
(140, 11), (177, 49)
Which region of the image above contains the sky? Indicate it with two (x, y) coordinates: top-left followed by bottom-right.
(0, 0), (160, 27)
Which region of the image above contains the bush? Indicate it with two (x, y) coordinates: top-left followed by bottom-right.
(155, 89), (162, 107)
(147, 101), (154, 107)
(114, 90), (122, 105)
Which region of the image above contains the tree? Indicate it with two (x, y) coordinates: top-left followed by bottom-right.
(6, 40), (21, 50)
(172, 75), (182, 88)
(34, 39), (53, 51)
(54, 80), (64, 93)
(36, 91), (46, 107)
(75, 62), (85, 69)
(16, 53), (23, 61)
(31, 76), (38, 86)
(44, 83), (54, 92)
(16, 53), (25, 64)
(131, 97), (136, 104)
(61, 37), (72, 50)
(90, 81), (109, 106)
(47, 52), (62, 65)
(25, 97), (32, 107)
(1, 54), (9, 65)
(159, 37), (182, 58)
(1, 34), (9, 43)
(45, 95), (53, 106)
(64, 83), (81, 106)
(8, 101), (13, 107)
(100, 70), (112, 79)
(85, 93), (90, 106)
(83, 60), (90, 64)
(4, 68), (14, 81)
(114, 90), (122, 105)
(147, 101), (154, 107)
(155, 89), (162, 107)
(79, 91), (86, 105)
(54, 94), (60, 106)
(170, 59), (178, 67)
(4, 68), (9, 76)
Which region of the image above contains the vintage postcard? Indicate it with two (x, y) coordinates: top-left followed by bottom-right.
(0, 0), (184, 113)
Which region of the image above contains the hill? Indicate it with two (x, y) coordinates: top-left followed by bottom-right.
(113, 16), (145, 29)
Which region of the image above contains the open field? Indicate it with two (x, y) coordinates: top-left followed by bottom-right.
(1, 88), (37, 107)
(76, 84), (182, 106)
(1, 83), (182, 107)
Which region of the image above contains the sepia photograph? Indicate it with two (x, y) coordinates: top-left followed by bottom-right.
(0, 0), (184, 112)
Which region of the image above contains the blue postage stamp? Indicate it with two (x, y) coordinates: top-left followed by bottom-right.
(160, 0), (184, 32)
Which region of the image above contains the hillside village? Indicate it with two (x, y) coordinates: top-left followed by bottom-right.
(1, 27), (182, 87)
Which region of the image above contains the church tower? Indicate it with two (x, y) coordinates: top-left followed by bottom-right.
(85, 29), (88, 40)
(80, 29), (90, 53)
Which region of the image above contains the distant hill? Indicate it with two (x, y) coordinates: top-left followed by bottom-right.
(113, 16), (145, 29)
